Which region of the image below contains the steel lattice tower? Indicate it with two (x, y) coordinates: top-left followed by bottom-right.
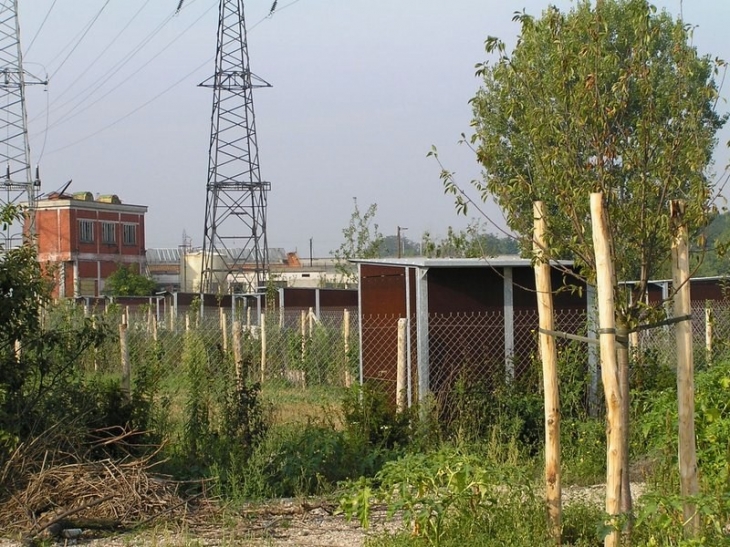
(0, 0), (44, 248)
(200, 0), (271, 294)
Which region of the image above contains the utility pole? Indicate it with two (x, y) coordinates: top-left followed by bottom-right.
(397, 226), (408, 258)
(200, 0), (271, 294)
(0, 0), (46, 248)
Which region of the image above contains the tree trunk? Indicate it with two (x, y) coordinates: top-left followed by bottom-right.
(615, 319), (633, 529)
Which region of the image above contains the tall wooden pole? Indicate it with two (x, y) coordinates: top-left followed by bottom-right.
(670, 200), (700, 537)
(590, 193), (623, 547)
(533, 201), (562, 544)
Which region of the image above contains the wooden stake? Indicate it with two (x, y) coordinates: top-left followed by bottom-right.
(233, 320), (243, 389)
(151, 314), (158, 342)
(533, 201), (562, 544)
(396, 318), (407, 412)
(220, 308), (228, 352)
(344, 309), (351, 387)
(671, 200), (700, 537)
(120, 313), (131, 400)
(705, 304), (713, 366)
(260, 312), (267, 383)
(590, 193), (623, 547)
(300, 309), (307, 364)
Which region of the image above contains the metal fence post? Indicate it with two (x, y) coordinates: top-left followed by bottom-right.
(503, 266), (515, 382)
(416, 266), (429, 410)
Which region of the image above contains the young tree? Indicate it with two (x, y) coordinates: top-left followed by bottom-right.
(0, 205), (108, 459)
(446, 0), (726, 536)
(332, 198), (384, 284)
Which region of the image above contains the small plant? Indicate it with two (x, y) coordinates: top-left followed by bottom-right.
(340, 448), (536, 547)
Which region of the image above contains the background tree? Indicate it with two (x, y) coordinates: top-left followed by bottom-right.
(104, 264), (157, 296)
(422, 220), (519, 258)
(445, 0), (726, 526)
(332, 198), (384, 284)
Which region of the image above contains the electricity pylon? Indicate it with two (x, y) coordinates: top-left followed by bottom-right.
(0, 0), (45, 249)
(200, 0), (271, 294)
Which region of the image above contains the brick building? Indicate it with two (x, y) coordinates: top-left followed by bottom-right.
(33, 192), (147, 297)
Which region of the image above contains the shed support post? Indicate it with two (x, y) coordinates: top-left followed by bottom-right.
(358, 263), (364, 386)
(416, 266), (429, 411)
(405, 267), (413, 407)
(503, 266), (514, 382)
(315, 288), (321, 320)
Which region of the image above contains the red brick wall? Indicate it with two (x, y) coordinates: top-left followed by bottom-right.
(35, 200), (146, 297)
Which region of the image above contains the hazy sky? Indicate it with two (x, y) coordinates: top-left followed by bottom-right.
(17, 0), (730, 256)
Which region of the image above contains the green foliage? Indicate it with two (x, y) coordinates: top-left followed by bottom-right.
(636, 359), (730, 487)
(231, 387), (416, 500)
(342, 449), (543, 547)
(421, 220), (519, 259)
(333, 198), (384, 284)
(460, 0), (726, 312)
(634, 490), (730, 545)
(342, 383), (418, 450)
(695, 211), (730, 277)
(0, 224), (123, 462)
(103, 264), (157, 296)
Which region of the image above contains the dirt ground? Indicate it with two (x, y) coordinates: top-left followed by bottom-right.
(0, 485), (645, 547)
(0, 498), (398, 547)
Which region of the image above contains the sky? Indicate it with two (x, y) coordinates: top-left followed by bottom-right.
(16, 0), (730, 257)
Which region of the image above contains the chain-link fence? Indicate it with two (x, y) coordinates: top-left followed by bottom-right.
(44, 298), (730, 427)
(45, 302), (359, 426)
(361, 301), (730, 420)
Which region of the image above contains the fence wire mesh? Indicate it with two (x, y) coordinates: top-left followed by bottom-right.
(44, 299), (730, 426)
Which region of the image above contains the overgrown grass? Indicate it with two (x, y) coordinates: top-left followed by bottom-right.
(8, 301), (730, 546)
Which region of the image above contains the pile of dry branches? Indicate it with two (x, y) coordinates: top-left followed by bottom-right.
(0, 427), (208, 541)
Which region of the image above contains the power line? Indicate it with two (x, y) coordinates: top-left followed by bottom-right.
(23, 0), (59, 57)
(30, 5), (182, 126)
(45, 53), (213, 155)
(48, 0), (112, 80)
(42, 0), (306, 154)
(48, 0), (153, 109)
(45, 1), (216, 132)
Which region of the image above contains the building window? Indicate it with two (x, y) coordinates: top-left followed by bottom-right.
(79, 220), (94, 243)
(123, 224), (137, 246)
(101, 222), (116, 244)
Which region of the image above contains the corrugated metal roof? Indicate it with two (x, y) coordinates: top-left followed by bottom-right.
(146, 247), (288, 265)
(349, 256), (574, 268)
(147, 248), (182, 265)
